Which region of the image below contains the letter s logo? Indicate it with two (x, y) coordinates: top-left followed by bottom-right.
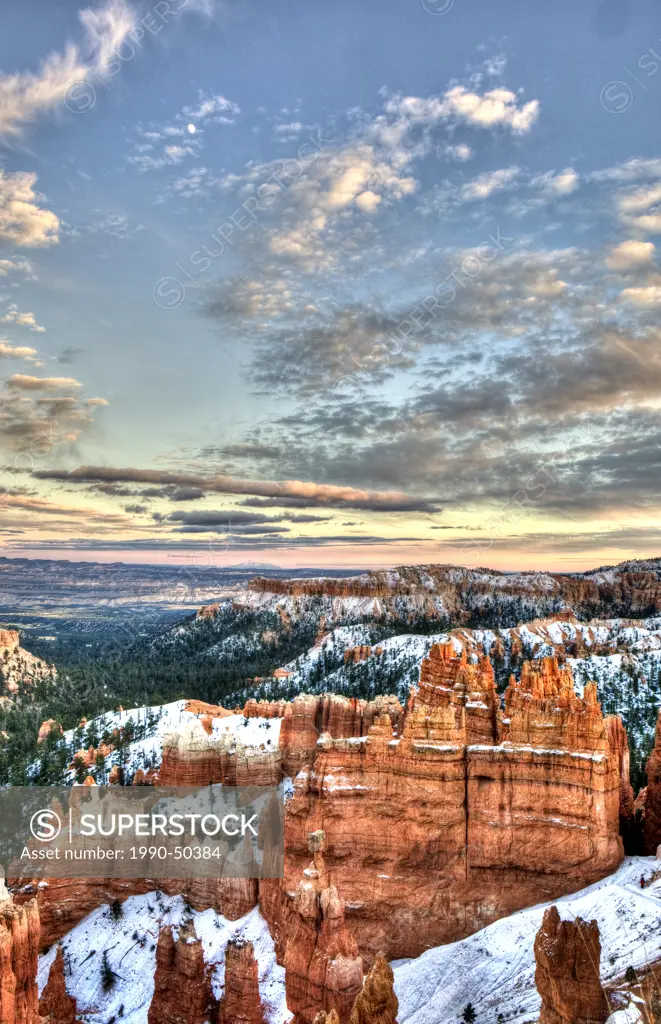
(30, 809), (62, 842)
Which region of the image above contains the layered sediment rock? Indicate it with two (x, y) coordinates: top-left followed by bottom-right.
(606, 715), (636, 844)
(148, 925), (217, 1024)
(18, 876), (257, 948)
(644, 708), (661, 854)
(265, 646), (623, 961)
(218, 939), (265, 1024)
(534, 905), (609, 1024)
(39, 946), (77, 1023)
(0, 882), (40, 1024)
(246, 564), (661, 619)
(158, 718), (282, 786)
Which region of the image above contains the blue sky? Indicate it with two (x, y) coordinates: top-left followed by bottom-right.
(2, 0), (661, 570)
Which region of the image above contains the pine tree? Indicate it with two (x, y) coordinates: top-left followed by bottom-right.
(101, 951), (117, 992)
(462, 1005), (477, 1023)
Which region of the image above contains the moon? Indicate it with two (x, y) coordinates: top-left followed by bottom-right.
(187, 123), (196, 134)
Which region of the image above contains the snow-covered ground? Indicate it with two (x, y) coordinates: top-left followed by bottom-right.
(394, 857), (661, 1024)
(38, 893), (287, 1024)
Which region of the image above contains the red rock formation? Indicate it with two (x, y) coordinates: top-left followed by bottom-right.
(534, 905), (609, 1024)
(344, 647), (381, 664)
(606, 715), (636, 841)
(263, 648), (623, 962)
(274, 831), (363, 1024)
(0, 630), (19, 652)
(158, 717), (282, 786)
(184, 699), (234, 718)
(37, 719), (62, 744)
(349, 955), (398, 1024)
(19, 876), (257, 948)
(244, 699), (287, 720)
(244, 563), (661, 622)
(645, 709), (661, 854)
(218, 939), (265, 1024)
(39, 946), (77, 1023)
(148, 925), (217, 1024)
(197, 603), (221, 619)
(416, 641), (499, 743)
(0, 884), (40, 1024)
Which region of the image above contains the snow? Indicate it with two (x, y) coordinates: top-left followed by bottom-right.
(39, 893), (287, 1024)
(53, 702), (281, 781)
(394, 857), (661, 1024)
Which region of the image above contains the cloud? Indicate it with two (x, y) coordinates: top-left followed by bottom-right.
(9, 534), (424, 552)
(384, 86), (540, 135)
(0, 258), (35, 278)
(183, 92), (240, 124)
(32, 465), (441, 512)
(204, 297), (416, 397)
(0, 341), (38, 359)
(0, 0), (136, 139)
(7, 374), (82, 391)
(607, 240), (656, 271)
(460, 167), (520, 202)
(532, 167), (580, 198)
(129, 91), (240, 173)
(618, 285), (661, 307)
(0, 171), (60, 248)
(0, 305), (45, 332)
(0, 374), (106, 447)
(617, 183), (661, 234)
(444, 144), (473, 162)
(89, 213), (144, 240)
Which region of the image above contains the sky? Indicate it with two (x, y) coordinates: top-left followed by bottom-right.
(1, 0), (661, 572)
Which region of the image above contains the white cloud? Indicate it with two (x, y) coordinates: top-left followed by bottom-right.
(385, 86), (540, 135)
(618, 285), (661, 307)
(544, 168), (579, 196)
(0, 170), (59, 248)
(607, 240), (656, 272)
(460, 166), (520, 201)
(7, 374), (82, 391)
(355, 190), (382, 213)
(0, 0), (136, 139)
(0, 305), (45, 332)
(0, 341), (38, 359)
(445, 143), (473, 162)
(183, 92), (240, 124)
(0, 258), (35, 278)
(617, 184), (661, 234)
(590, 158), (661, 184)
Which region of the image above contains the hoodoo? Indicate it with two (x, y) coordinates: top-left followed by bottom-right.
(534, 906), (609, 1024)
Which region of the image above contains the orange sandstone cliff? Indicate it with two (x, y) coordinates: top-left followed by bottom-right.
(262, 646), (624, 963)
(644, 706), (661, 855)
(0, 882), (40, 1024)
